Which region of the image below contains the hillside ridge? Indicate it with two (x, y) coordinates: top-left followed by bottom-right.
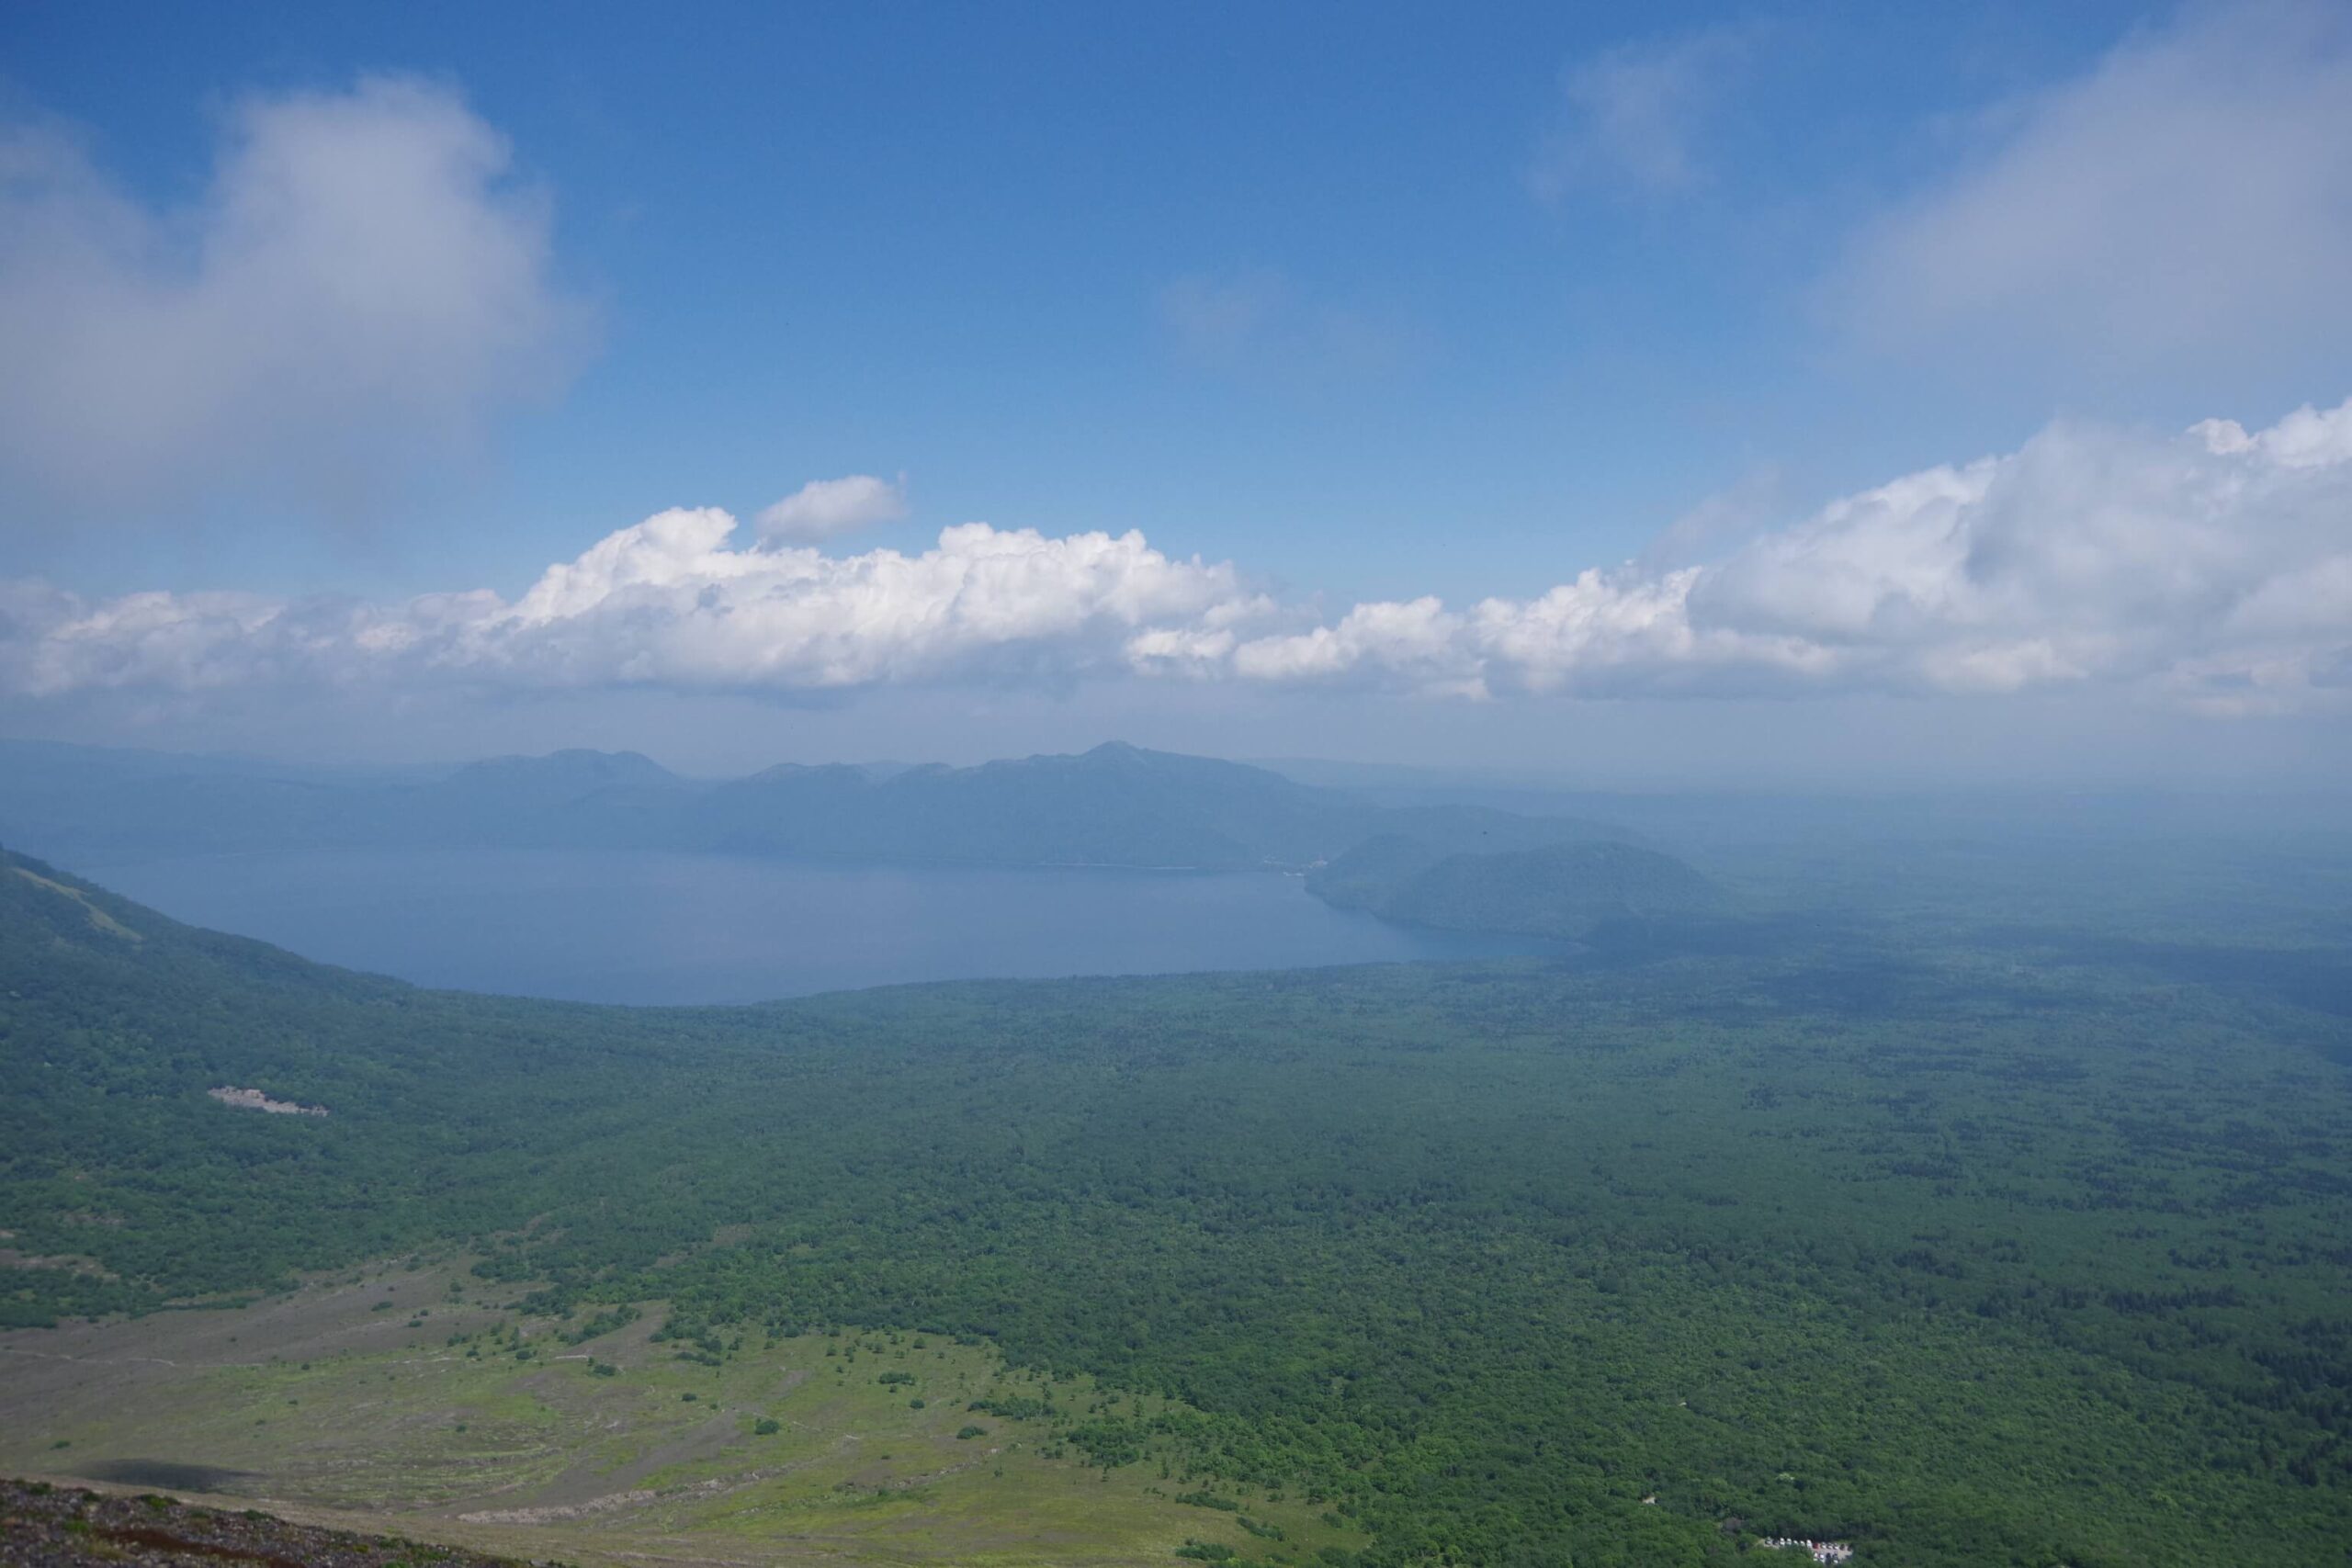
(0, 740), (1678, 938)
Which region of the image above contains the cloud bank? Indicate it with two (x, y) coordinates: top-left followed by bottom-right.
(0, 76), (592, 519)
(4, 400), (2348, 714)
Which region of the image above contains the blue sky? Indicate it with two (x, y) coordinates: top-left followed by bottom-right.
(3, 1), (2349, 782)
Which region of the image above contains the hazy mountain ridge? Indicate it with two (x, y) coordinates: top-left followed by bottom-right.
(686, 742), (1598, 870)
(0, 740), (1669, 939)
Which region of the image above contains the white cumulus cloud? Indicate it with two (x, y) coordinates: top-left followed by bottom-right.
(0, 514), (1273, 698)
(756, 474), (910, 543)
(1245, 399), (2352, 712)
(3, 400), (2348, 716)
(0, 75), (593, 521)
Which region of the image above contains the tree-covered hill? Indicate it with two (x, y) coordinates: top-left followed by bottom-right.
(1308, 835), (1725, 938)
(4, 847), (2349, 1565)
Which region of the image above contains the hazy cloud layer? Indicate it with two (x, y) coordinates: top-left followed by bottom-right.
(0, 76), (592, 520)
(1158, 269), (1418, 384)
(4, 400), (2348, 713)
(1528, 27), (1749, 201)
(1836, 0), (2352, 378)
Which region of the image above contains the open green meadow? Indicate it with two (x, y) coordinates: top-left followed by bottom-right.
(3, 1256), (1361, 1567)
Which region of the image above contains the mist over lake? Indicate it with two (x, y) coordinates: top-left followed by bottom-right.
(85, 849), (1544, 1005)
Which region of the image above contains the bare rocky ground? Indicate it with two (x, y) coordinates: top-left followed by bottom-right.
(0, 1477), (550, 1567)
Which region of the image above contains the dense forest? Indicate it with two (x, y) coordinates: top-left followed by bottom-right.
(4, 846), (2350, 1565)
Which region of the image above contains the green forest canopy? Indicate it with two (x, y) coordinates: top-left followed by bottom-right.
(3, 848), (2349, 1566)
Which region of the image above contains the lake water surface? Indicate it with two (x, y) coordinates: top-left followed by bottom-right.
(90, 850), (1543, 1005)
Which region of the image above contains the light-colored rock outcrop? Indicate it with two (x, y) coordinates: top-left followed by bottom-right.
(208, 1086), (328, 1116)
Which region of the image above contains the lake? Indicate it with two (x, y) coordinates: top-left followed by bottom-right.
(88, 849), (1544, 1005)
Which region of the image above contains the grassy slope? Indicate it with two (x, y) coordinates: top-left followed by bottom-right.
(2, 1259), (1356, 1568)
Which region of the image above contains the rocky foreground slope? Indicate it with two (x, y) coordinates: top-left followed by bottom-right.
(0, 1480), (553, 1568)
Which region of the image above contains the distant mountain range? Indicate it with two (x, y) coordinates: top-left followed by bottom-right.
(0, 738), (1722, 942)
